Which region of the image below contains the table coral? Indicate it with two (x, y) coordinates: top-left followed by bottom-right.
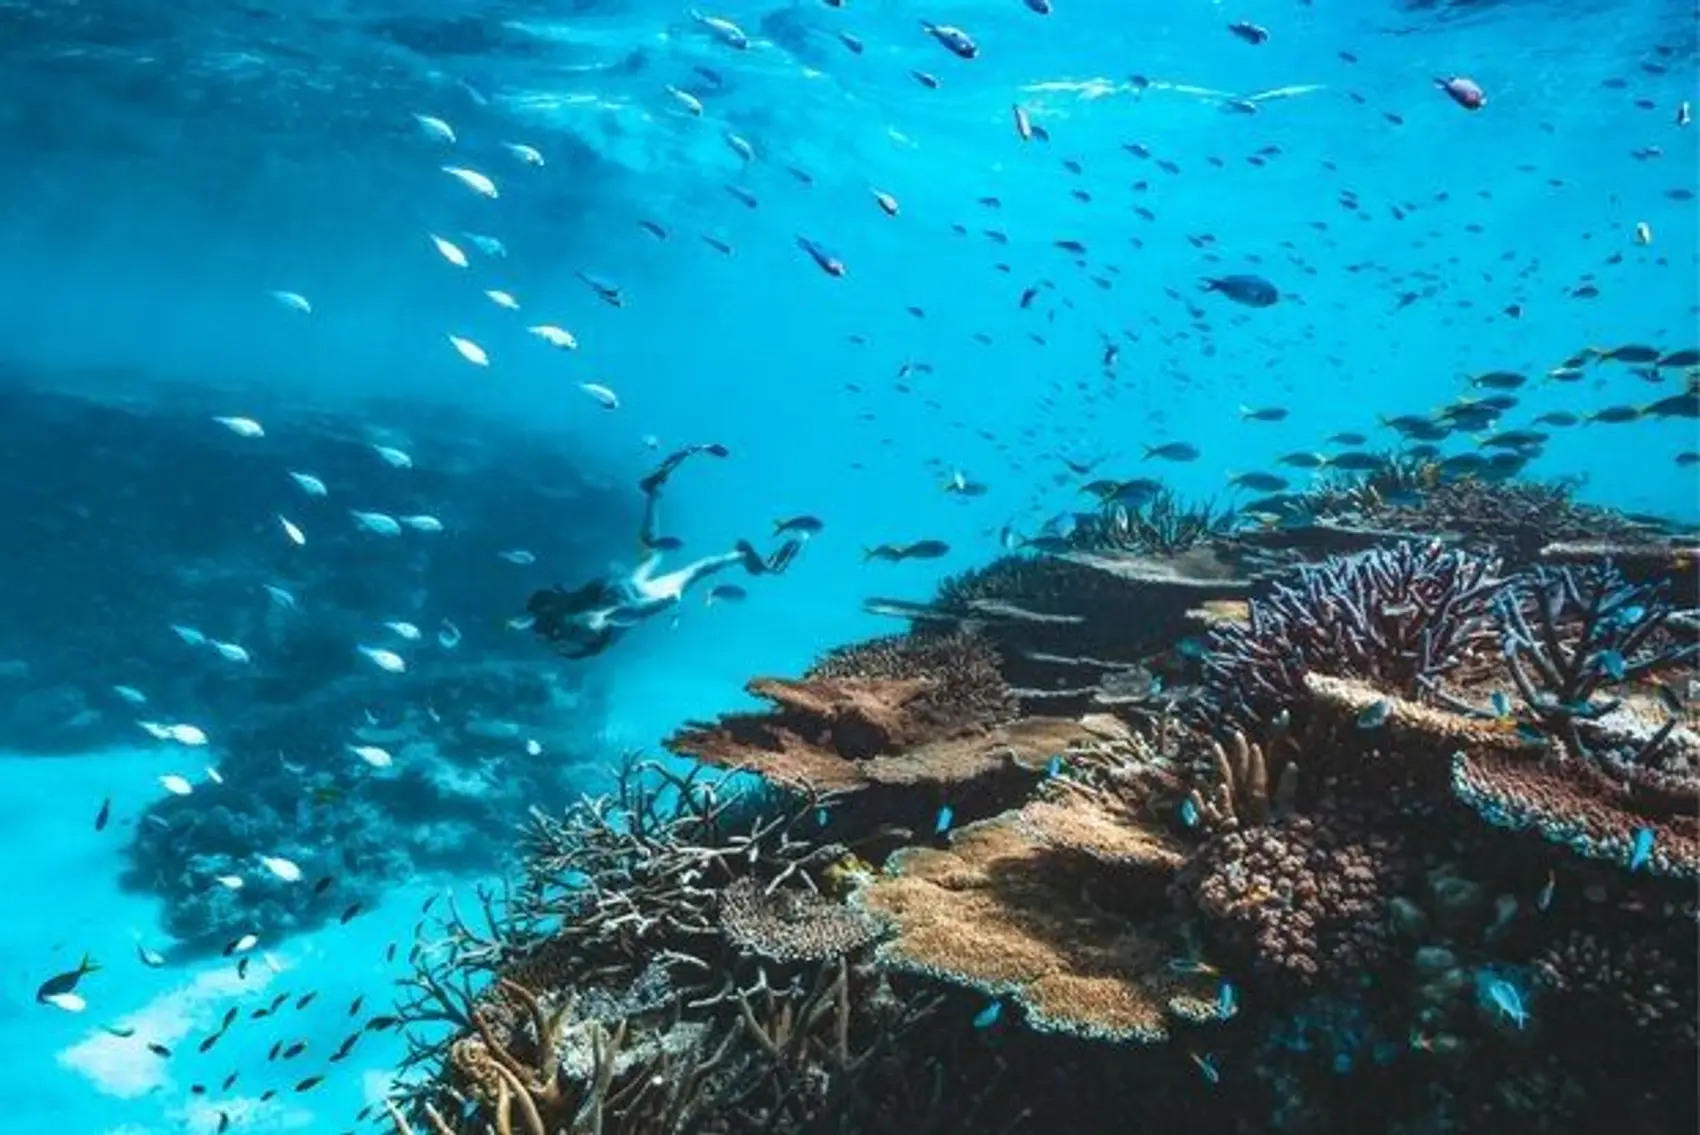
(1450, 746), (1699, 878)
(856, 813), (1214, 1043)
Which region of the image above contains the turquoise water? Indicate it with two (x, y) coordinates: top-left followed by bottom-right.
(1, 2), (1695, 1132)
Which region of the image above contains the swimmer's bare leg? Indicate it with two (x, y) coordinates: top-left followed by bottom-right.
(638, 484), (663, 549)
(666, 549), (751, 598)
(638, 442), (731, 496)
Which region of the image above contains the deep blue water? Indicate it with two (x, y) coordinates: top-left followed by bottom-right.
(0, 1), (1694, 1132)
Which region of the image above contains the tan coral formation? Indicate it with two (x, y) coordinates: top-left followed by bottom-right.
(1185, 730), (1281, 833)
(718, 875), (884, 963)
(807, 627), (1019, 728)
(1303, 673), (1535, 760)
(1451, 748), (1700, 878)
(855, 812), (1215, 1043)
(667, 675), (1115, 800)
(1015, 796), (1185, 873)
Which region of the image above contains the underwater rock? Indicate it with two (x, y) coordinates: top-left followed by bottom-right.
(5, 682), (106, 749)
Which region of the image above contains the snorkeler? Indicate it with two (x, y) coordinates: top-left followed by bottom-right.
(527, 443), (802, 658)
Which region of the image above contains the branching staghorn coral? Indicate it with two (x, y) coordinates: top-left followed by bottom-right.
(388, 755), (940, 1134)
(1068, 488), (1238, 555)
(1495, 563), (1695, 725)
(1203, 542), (1503, 727)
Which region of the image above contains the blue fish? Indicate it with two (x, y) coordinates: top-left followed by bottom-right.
(1217, 981), (1236, 1017)
(1189, 1051), (1221, 1084)
(1045, 755), (1063, 779)
(1489, 691), (1511, 718)
(1484, 978), (1528, 1029)
(1040, 512), (1077, 540)
(1357, 699), (1392, 729)
(815, 807), (830, 828)
(1596, 649), (1628, 681)
(934, 804), (955, 835)
(1616, 603), (1646, 626)
(972, 1000), (1002, 1028)
(1179, 798), (1200, 829)
(1175, 637), (1208, 660)
(1629, 826), (1655, 872)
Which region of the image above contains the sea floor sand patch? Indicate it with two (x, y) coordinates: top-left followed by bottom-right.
(0, 748), (468, 1133)
(59, 962), (284, 1098)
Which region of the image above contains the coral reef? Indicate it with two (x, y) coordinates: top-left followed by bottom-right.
(389, 472), (1700, 1135)
(870, 545), (1252, 719)
(1495, 562), (1696, 724)
(125, 659), (609, 944)
(807, 627), (1018, 726)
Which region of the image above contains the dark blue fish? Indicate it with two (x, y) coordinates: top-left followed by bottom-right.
(1201, 274), (1279, 307)
(796, 235), (846, 277)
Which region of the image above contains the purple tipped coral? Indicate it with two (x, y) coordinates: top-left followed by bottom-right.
(1496, 563), (1696, 724)
(1204, 542), (1502, 724)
